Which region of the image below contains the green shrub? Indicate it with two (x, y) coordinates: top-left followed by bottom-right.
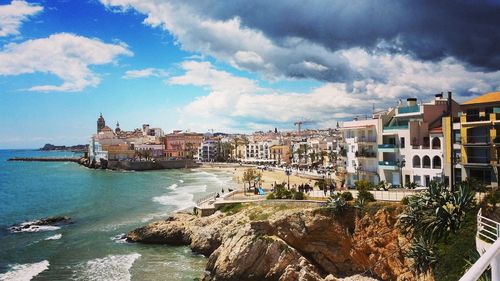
(267, 184), (305, 200)
(340, 191), (354, 201)
(357, 189), (375, 202)
(355, 180), (374, 191)
(398, 181), (476, 277)
(401, 196), (409, 205)
(220, 203), (244, 215)
(327, 196), (348, 215)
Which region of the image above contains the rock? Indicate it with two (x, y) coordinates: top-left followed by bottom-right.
(127, 204), (417, 281)
(9, 216), (72, 233)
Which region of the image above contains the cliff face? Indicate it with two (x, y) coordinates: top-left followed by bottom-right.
(127, 204), (418, 281)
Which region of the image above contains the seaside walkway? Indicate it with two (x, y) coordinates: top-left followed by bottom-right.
(8, 157), (81, 162)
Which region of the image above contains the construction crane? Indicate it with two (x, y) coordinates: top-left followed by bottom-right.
(294, 120), (313, 136)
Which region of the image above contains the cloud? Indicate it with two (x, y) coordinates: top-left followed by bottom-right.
(0, 0), (43, 37)
(171, 60), (500, 132)
(0, 33), (133, 92)
(123, 68), (168, 79)
(100, 0), (500, 83)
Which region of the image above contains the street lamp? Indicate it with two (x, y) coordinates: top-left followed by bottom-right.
(285, 167), (292, 190)
(396, 159), (406, 188)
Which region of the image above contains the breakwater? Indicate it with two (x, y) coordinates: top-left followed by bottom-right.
(8, 157), (81, 162)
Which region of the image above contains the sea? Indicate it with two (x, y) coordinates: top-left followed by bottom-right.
(0, 149), (234, 281)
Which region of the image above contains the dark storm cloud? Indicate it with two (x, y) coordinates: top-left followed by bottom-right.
(187, 0), (500, 70)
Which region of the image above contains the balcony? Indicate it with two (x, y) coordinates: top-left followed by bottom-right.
(378, 161), (399, 170)
(465, 114), (490, 123)
(462, 136), (491, 146)
(466, 156), (491, 165)
(355, 136), (377, 143)
(384, 124), (409, 131)
(378, 144), (398, 152)
(397, 105), (420, 114)
(356, 150), (377, 158)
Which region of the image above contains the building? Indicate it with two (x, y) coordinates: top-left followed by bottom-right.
(134, 143), (165, 158)
(97, 113), (105, 133)
(270, 145), (291, 165)
(244, 140), (278, 164)
(378, 95), (454, 187)
(102, 143), (135, 160)
(88, 137), (108, 164)
(458, 92), (500, 187)
(198, 139), (218, 162)
(164, 131), (204, 158)
(341, 118), (380, 187)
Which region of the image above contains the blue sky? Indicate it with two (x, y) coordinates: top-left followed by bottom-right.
(1, 0), (500, 148)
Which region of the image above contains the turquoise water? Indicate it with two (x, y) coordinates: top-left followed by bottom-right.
(0, 150), (233, 280)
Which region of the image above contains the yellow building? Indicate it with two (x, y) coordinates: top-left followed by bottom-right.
(459, 92), (500, 186)
(102, 143), (136, 160)
(270, 145), (291, 165)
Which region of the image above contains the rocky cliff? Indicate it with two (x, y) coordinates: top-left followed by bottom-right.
(127, 204), (418, 281)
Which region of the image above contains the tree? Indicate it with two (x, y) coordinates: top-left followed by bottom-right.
(243, 168), (262, 195)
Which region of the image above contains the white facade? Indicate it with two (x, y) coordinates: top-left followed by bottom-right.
(408, 134), (444, 186)
(88, 137), (108, 164)
(341, 119), (380, 186)
(244, 140), (278, 162)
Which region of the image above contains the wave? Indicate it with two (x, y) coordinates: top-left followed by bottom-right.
(167, 184), (178, 190)
(0, 260), (49, 281)
(9, 222), (61, 233)
(178, 179), (184, 183)
(74, 253), (140, 281)
(110, 233), (128, 244)
(153, 192), (195, 211)
(45, 234), (62, 240)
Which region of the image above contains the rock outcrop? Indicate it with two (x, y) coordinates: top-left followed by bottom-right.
(127, 204), (417, 281)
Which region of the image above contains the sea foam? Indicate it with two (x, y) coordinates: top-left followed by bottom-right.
(45, 234), (62, 240)
(0, 260), (49, 281)
(74, 253), (140, 281)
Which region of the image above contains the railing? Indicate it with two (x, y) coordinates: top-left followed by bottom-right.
(378, 144), (396, 149)
(384, 124), (409, 130)
(355, 136), (377, 143)
(462, 136), (491, 145)
(465, 114), (491, 122)
(477, 208), (500, 243)
(466, 156), (491, 164)
(195, 192), (217, 206)
(398, 105), (420, 114)
(379, 161), (397, 166)
(460, 209), (500, 281)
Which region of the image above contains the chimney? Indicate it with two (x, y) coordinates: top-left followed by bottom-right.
(435, 93), (443, 99)
(407, 98), (417, 107)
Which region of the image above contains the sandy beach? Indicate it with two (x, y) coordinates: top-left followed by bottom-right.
(199, 165), (319, 190)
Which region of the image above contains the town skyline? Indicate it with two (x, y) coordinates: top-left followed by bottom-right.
(1, 0), (500, 148)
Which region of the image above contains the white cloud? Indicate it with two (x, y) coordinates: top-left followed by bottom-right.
(99, 0), (500, 130)
(0, 33), (133, 92)
(123, 68), (168, 79)
(0, 0), (43, 37)
(171, 59), (500, 132)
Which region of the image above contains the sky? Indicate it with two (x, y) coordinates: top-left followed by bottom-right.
(1, 0), (500, 149)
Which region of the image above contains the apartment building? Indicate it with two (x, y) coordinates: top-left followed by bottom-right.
(458, 92), (500, 187)
(341, 118), (381, 186)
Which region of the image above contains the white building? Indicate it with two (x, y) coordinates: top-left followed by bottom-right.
(88, 137), (108, 164)
(379, 96), (448, 187)
(341, 118), (381, 187)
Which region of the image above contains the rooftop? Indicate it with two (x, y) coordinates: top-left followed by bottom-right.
(462, 92), (500, 105)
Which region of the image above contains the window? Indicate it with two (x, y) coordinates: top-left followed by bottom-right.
(432, 138), (441, 150)
(413, 175), (421, 185)
(400, 137), (405, 148)
(412, 155), (421, 168)
(432, 156), (442, 169)
(423, 156), (431, 168)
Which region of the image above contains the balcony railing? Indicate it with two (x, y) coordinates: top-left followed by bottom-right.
(462, 135), (491, 145)
(466, 156), (491, 164)
(355, 136), (377, 143)
(465, 114), (491, 122)
(398, 105), (420, 114)
(384, 124), (409, 130)
(378, 144), (396, 149)
(356, 151), (377, 158)
(460, 208), (500, 281)
(379, 160), (397, 166)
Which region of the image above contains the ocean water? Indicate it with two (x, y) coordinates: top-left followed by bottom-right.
(0, 150), (234, 281)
